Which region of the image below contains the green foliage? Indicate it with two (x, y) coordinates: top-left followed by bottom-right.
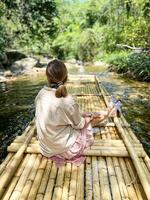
(0, 0), (150, 81)
(77, 29), (100, 62)
(107, 52), (150, 81)
(0, 2), (8, 56)
(1, 0), (58, 53)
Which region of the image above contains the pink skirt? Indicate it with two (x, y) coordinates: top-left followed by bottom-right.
(50, 122), (94, 167)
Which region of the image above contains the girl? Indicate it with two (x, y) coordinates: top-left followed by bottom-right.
(35, 59), (117, 166)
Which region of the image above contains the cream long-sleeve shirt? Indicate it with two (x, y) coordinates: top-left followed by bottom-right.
(35, 86), (85, 157)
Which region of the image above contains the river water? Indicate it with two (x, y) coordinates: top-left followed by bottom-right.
(0, 64), (150, 162)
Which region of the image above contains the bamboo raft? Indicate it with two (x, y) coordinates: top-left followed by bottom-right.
(0, 74), (150, 200)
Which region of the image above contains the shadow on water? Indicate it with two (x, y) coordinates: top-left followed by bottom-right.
(0, 64), (150, 162)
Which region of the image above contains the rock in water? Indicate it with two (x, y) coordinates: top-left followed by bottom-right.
(11, 57), (38, 74)
(4, 70), (13, 77)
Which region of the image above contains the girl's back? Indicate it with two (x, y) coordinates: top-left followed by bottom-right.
(35, 84), (85, 157)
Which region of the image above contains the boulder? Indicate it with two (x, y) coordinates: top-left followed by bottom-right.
(6, 51), (26, 64)
(0, 76), (7, 82)
(4, 70), (13, 77)
(11, 57), (39, 74)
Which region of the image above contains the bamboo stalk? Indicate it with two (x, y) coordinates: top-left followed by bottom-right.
(69, 165), (78, 200)
(0, 125), (35, 199)
(98, 157), (112, 200)
(8, 141), (143, 149)
(0, 153), (13, 176)
(1, 154), (30, 200)
(43, 162), (58, 200)
(61, 163), (71, 200)
(85, 157), (93, 200)
(27, 157), (47, 200)
(76, 163), (84, 200)
(2, 177), (19, 200)
(144, 156), (150, 172)
(37, 160), (52, 198)
(14, 137), (38, 143)
(131, 158), (149, 200)
(9, 154), (37, 200)
(139, 158), (150, 184)
(7, 145), (146, 157)
(90, 146), (143, 151)
(100, 111), (121, 200)
(107, 117), (136, 200)
(106, 157), (122, 200)
(112, 157), (130, 199)
(92, 157), (101, 200)
(114, 117), (150, 199)
(52, 165), (65, 200)
(95, 76), (150, 199)
(84, 149), (145, 157)
(110, 126), (116, 139)
(15, 154), (30, 177)
(125, 158), (144, 200)
(119, 158), (139, 200)
(19, 154), (42, 200)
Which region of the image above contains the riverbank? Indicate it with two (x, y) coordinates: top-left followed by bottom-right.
(100, 51), (150, 82)
(0, 54), (108, 83)
(1, 50), (150, 83)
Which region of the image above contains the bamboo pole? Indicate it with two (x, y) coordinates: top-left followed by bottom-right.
(84, 149), (145, 157)
(144, 156), (150, 172)
(8, 140), (143, 149)
(19, 154), (42, 200)
(139, 158), (150, 184)
(106, 157), (122, 200)
(91, 157), (101, 200)
(43, 162), (58, 200)
(112, 157), (130, 199)
(7, 144), (146, 157)
(76, 163), (84, 200)
(37, 160), (52, 199)
(27, 157), (47, 200)
(108, 119), (136, 200)
(119, 158), (139, 200)
(131, 158), (149, 200)
(95, 77), (144, 200)
(0, 125), (35, 199)
(52, 165), (65, 200)
(1, 154), (30, 200)
(14, 137), (38, 143)
(125, 158), (145, 200)
(95, 76), (150, 200)
(0, 153), (13, 176)
(98, 157), (112, 200)
(90, 146), (143, 151)
(85, 157), (93, 200)
(9, 154), (37, 200)
(61, 163), (71, 200)
(100, 121), (122, 200)
(68, 165), (78, 200)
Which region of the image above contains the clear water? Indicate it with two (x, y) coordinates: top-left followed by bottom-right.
(0, 65), (150, 162)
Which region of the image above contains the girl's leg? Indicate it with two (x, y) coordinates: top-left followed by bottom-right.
(90, 107), (117, 127)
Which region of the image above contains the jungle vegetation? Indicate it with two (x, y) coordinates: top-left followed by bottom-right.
(0, 0), (150, 81)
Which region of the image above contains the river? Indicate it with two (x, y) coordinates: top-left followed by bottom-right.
(0, 64), (150, 162)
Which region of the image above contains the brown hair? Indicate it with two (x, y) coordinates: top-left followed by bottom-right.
(46, 59), (68, 98)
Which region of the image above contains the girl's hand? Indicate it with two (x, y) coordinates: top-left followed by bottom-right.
(82, 112), (93, 118)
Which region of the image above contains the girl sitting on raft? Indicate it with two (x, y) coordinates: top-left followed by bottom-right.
(35, 59), (117, 167)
